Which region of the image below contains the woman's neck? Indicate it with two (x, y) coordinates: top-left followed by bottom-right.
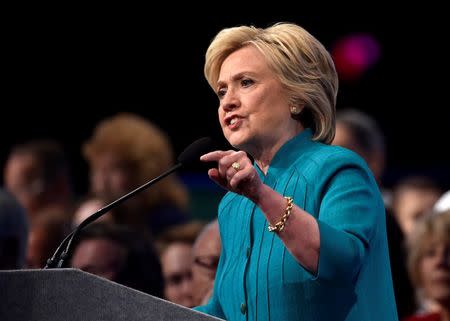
(252, 127), (304, 174)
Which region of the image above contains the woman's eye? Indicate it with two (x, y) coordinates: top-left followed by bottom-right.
(217, 88), (226, 99)
(241, 79), (254, 87)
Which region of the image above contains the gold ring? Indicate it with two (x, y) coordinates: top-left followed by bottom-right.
(231, 162), (241, 171)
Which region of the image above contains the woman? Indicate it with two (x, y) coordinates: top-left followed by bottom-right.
(403, 210), (450, 321)
(194, 23), (398, 320)
(82, 113), (189, 236)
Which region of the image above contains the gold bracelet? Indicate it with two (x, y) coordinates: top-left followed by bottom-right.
(268, 196), (294, 233)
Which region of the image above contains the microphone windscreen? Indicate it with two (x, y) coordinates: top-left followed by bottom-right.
(177, 137), (216, 166)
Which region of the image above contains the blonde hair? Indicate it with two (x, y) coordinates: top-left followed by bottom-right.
(406, 210), (450, 287)
(205, 23), (338, 144)
(83, 113), (188, 210)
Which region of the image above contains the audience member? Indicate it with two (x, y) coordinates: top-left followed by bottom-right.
(191, 219), (221, 306)
(72, 195), (108, 227)
(82, 113), (189, 236)
(26, 209), (70, 268)
(0, 189), (28, 269)
(157, 221), (205, 307)
(392, 176), (442, 237)
(69, 222), (164, 297)
(404, 210), (450, 321)
(161, 242), (194, 307)
(333, 108), (386, 187)
(3, 140), (74, 221)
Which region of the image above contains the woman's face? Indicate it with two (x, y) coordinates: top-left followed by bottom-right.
(89, 152), (135, 199)
(419, 238), (450, 305)
(216, 45), (301, 155)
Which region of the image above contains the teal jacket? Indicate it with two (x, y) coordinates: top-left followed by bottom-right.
(195, 129), (398, 321)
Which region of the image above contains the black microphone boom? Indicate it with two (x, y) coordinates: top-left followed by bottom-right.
(44, 137), (216, 269)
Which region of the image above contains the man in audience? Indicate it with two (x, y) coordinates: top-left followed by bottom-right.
(191, 220), (221, 306)
(3, 140), (74, 222)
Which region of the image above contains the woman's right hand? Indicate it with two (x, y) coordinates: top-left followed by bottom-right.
(200, 150), (263, 202)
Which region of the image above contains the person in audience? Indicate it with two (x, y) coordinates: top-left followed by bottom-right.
(71, 195), (108, 227)
(82, 113), (189, 237)
(404, 210), (450, 321)
(157, 221), (205, 307)
(0, 189), (28, 269)
(160, 241), (194, 307)
(3, 139), (74, 221)
(392, 176), (442, 237)
(191, 219), (221, 306)
(69, 222), (164, 297)
(26, 209), (70, 268)
(333, 108), (386, 187)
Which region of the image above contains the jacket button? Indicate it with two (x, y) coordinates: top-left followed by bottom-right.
(240, 302), (247, 314)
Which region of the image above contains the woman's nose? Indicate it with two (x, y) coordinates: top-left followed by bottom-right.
(221, 89), (240, 112)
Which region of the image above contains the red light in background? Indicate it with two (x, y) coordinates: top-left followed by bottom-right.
(331, 33), (381, 82)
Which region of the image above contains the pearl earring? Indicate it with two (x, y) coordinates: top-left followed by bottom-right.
(290, 106), (301, 115)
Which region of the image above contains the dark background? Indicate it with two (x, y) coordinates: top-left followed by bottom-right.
(2, 7), (449, 197)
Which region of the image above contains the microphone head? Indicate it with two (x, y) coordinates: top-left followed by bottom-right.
(177, 137), (216, 166)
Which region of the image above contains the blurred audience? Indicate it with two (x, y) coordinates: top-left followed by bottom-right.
(404, 210), (450, 321)
(0, 189), (28, 269)
(157, 221), (205, 307)
(161, 242), (193, 307)
(191, 219), (221, 306)
(26, 209), (70, 268)
(72, 195), (108, 227)
(3, 140), (74, 221)
(69, 222), (164, 297)
(392, 176), (442, 237)
(82, 113), (189, 237)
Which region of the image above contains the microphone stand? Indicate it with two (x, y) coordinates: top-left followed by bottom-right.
(44, 163), (182, 269)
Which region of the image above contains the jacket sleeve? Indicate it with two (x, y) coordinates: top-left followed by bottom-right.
(314, 151), (384, 283)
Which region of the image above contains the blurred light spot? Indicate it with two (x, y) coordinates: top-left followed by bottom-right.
(332, 33), (381, 81)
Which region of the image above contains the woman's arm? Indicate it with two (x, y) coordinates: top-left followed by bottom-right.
(201, 150), (380, 282)
(254, 184), (321, 274)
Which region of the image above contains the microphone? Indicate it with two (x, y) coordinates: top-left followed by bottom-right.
(44, 137), (216, 269)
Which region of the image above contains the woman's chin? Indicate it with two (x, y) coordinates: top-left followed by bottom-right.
(226, 134), (245, 149)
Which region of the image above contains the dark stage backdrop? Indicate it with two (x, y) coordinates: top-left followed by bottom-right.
(2, 9), (449, 215)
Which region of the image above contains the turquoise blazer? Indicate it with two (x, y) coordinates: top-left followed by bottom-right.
(195, 129), (398, 321)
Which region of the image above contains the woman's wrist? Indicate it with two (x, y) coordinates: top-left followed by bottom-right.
(248, 181), (269, 204)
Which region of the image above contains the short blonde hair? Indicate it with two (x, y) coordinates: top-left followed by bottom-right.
(205, 23), (338, 144)
(406, 210), (450, 287)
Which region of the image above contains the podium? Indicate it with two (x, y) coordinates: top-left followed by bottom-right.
(0, 269), (223, 321)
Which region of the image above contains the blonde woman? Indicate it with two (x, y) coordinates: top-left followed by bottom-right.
(194, 23), (397, 321)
